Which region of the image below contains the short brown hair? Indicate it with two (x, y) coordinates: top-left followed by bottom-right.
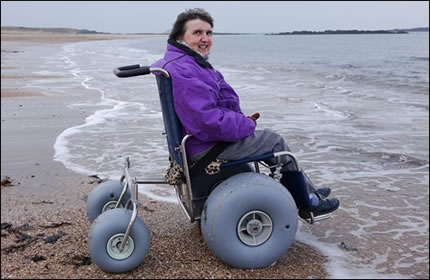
(169, 8), (214, 40)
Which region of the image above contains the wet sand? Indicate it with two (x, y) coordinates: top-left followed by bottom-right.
(1, 30), (328, 278)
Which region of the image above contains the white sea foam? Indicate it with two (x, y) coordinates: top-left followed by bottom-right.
(312, 102), (350, 119)
(138, 184), (178, 204)
(296, 225), (407, 279)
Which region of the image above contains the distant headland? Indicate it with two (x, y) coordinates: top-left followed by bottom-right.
(1, 26), (110, 34)
(0, 26), (166, 35)
(267, 27), (429, 35)
(2, 26), (428, 36)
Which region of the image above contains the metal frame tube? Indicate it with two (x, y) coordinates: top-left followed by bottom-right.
(149, 67), (170, 78)
(115, 175), (128, 209)
(273, 151), (301, 170)
(179, 134), (194, 222)
(119, 158), (139, 251)
(135, 178), (169, 184)
(174, 184), (192, 221)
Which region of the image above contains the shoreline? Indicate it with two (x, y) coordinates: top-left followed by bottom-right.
(1, 31), (329, 278)
(1, 30), (165, 44)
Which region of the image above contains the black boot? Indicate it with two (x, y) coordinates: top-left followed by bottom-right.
(308, 197), (339, 216)
(280, 170), (312, 209)
(315, 187), (331, 198)
(280, 171), (339, 216)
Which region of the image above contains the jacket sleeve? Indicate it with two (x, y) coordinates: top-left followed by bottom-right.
(171, 68), (256, 143)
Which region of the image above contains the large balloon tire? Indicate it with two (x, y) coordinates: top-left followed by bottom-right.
(87, 180), (131, 222)
(88, 208), (150, 273)
(201, 172), (298, 269)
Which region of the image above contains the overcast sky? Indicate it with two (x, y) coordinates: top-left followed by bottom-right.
(1, 1), (429, 34)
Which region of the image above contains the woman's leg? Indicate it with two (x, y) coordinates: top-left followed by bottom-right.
(190, 129), (338, 214)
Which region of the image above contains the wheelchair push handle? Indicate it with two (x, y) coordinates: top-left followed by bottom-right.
(113, 64), (150, 78)
(113, 64), (170, 78)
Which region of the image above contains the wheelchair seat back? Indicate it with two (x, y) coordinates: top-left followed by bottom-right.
(155, 75), (184, 168)
(154, 74), (254, 218)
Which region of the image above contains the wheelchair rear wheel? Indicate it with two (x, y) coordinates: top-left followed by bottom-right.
(200, 172), (298, 268)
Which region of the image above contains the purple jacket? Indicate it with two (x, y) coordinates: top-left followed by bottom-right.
(151, 41), (255, 155)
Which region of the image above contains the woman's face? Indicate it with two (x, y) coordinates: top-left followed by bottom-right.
(180, 19), (213, 56)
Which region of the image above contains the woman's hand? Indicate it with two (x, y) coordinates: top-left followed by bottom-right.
(247, 112), (260, 124)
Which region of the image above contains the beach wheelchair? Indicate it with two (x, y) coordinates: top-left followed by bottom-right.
(86, 64), (332, 273)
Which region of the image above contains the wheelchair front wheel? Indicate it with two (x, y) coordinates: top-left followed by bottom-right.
(86, 180), (131, 222)
(201, 172), (298, 269)
(88, 208), (149, 273)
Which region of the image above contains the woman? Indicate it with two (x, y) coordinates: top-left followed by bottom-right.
(152, 8), (339, 217)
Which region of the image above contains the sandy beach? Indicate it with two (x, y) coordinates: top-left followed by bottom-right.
(1, 30), (328, 278)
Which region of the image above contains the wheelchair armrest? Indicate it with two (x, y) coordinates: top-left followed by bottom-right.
(219, 153), (275, 168)
(219, 151), (300, 170)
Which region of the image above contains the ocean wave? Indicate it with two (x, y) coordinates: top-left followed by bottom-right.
(377, 152), (429, 168)
(333, 146), (429, 169)
(312, 102), (357, 120)
(217, 67), (248, 73)
(409, 56), (429, 61)
(339, 63), (361, 69)
(325, 73), (346, 82)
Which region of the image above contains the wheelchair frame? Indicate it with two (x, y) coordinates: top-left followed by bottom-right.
(111, 66), (331, 252)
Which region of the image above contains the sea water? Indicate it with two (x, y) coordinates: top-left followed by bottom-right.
(31, 33), (428, 278)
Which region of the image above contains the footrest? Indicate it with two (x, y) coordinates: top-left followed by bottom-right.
(298, 209), (332, 224)
(135, 178), (169, 184)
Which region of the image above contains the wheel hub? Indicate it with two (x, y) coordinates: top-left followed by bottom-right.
(247, 220), (263, 235)
(102, 201), (124, 212)
(237, 210), (273, 246)
(106, 233), (135, 260)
